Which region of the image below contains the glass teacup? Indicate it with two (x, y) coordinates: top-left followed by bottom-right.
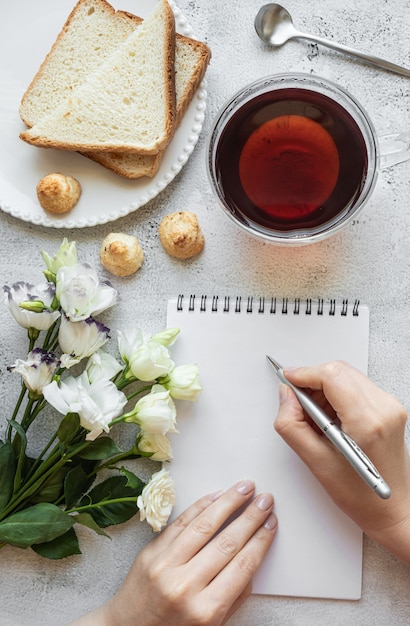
(207, 73), (410, 245)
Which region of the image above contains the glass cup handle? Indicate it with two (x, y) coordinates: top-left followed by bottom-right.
(378, 133), (410, 169)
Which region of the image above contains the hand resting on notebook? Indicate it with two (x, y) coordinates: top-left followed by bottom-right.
(275, 359), (410, 565)
(67, 480), (277, 626)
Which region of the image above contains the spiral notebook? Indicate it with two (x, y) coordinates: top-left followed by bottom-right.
(166, 296), (369, 600)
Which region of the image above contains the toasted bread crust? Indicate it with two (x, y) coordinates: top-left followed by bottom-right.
(161, 0), (177, 152)
(173, 36), (211, 126)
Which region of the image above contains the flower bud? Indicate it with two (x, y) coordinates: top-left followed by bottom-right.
(161, 364), (202, 400)
(137, 432), (173, 462)
(125, 385), (177, 434)
(150, 327), (180, 347)
(41, 238), (78, 276)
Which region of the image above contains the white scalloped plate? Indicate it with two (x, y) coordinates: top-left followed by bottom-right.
(0, 0), (207, 228)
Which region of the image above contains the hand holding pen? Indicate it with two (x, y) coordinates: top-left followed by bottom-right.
(267, 356), (391, 498)
(273, 359), (410, 565)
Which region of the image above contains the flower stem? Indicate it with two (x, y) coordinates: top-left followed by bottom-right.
(41, 318), (61, 353)
(19, 396), (39, 432)
(96, 451), (142, 472)
(21, 398), (47, 431)
(6, 385), (27, 441)
(115, 373), (136, 390)
(25, 433), (59, 480)
(0, 441), (90, 521)
(126, 384), (154, 402)
(67, 496), (138, 515)
(28, 335), (37, 352)
(108, 384), (156, 428)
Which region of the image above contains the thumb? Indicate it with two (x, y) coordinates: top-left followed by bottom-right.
(274, 384), (330, 462)
(275, 383), (305, 428)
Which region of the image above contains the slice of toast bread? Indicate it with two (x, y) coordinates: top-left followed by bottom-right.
(19, 0), (141, 127)
(20, 0), (177, 155)
(19, 0), (210, 177)
(83, 35), (210, 177)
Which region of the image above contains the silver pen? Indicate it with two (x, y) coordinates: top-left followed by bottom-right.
(267, 355), (392, 500)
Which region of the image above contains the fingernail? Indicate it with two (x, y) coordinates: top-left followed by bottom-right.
(236, 479), (255, 495)
(264, 512), (278, 531)
(279, 383), (288, 404)
(255, 493), (274, 511)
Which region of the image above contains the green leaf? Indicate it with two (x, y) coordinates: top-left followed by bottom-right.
(76, 437), (123, 460)
(0, 443), (17, 511)
(57, 413), (80, 444)
(120, 467), (144, 490)
(79, 475), (144, 528)
(9, 420), (28, 493)
(9, 420), (28, 461)
(74, 513), (110, 537)
(30, 466), (67, 504)
(64, 464), (91, 509)
(32, 527), (81, 559)
(8, 420), (27, 447)
(0, 503), (74, 548)
(20, 455), (36, 482)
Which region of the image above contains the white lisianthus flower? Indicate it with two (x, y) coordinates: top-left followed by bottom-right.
(86, 350), (123, 383)
(8, 348), (60, 396)
(56, 263), (117, 322)
(118, 328), (174, 382)
(137, 468), (176, 532)
(150, 328), (180, 347)
(41, 238), (78, 275)
(3, 282), (60, 331)
(161, 364), (202, 401)
(137, 432), (173, 462)
(42, 371), (127, 441)
(125, 384), (177, 435)
(58, 315), (110, 369)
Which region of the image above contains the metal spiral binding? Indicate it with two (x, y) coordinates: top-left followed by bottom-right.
(176, 295), (361, 316)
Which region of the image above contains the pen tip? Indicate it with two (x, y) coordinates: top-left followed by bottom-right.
(266, 355), (281, 370)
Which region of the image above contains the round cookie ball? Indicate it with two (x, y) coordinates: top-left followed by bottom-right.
(100, 233), (144, 277)
(36, 173), (81, 214)
(159, 211), (204, 259)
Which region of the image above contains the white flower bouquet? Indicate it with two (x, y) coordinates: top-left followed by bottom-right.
(0, 239), (201, 558)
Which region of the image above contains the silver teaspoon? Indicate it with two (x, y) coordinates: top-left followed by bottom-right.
(255, 3), (410, 78)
